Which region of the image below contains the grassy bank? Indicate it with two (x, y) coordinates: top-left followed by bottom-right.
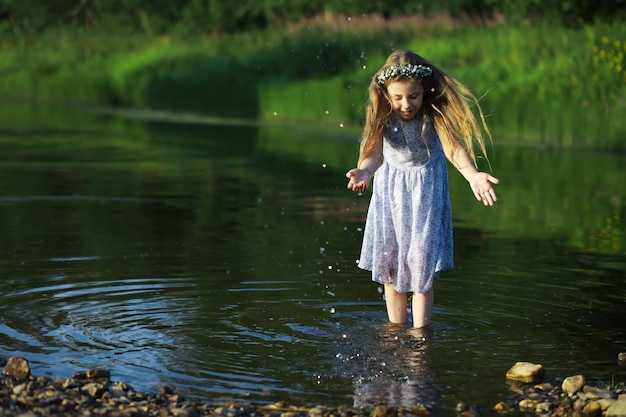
(0, 15), (624, 149)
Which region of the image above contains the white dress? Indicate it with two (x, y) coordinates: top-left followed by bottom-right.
(358, 113), (454, 293)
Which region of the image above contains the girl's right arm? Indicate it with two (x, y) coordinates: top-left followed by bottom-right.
(346, 140), (383, 192)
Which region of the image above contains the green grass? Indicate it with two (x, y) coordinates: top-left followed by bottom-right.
(0, 16), (624, 150)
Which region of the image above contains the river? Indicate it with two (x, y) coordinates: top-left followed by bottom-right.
(0, 101), (624, 415)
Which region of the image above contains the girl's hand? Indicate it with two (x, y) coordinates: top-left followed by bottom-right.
(469, 172), (499, 206)
(346, 168), (371, 192)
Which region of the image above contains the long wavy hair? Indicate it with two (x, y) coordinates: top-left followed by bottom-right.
(359, 50), (491, 170)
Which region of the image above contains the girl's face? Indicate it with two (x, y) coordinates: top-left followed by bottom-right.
(386, 78), (424, 121)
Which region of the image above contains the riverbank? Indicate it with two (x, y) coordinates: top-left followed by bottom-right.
(2, 357), (625, 417)
(0, 14), (625, 150)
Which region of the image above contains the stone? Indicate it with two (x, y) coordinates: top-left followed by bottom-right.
(585, 387), (616, 400)
(493, 401), (510, 413)
(598, 399), (618, 411)
(12, 382), (28, 396)
(309, 406), (327, 417)
(455, 402), (480, 417)
(505, 362), (545, 383)
(606, 398), (626, 417)
(370, 405), (397, 417)
(582, 401), (603, 417)
(534, 382), (555, 392)
(573, 397), (587, 411)
(81, 382), (107, 398)
(518, 398), (537, 410)
(535, 401), (553, 414)
(160, 385), (175, 395)
(86, 369), (111, 379)
(2, 356), (31, 379)
(170, 408), (191, 417)
(214, 407), (230, 416)
(562, 375), (586, 394)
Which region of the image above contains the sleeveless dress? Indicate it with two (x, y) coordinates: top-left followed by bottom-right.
(358, 113), (454, 294)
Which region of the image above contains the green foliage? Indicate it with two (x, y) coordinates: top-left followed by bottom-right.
(0, 15), (625, 150)
(255, 20), (626, 149)
(0, 0), (624, 35)
(484, 0), (626, 24)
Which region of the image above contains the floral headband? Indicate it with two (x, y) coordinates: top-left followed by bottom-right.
(377, 64), (433, 84)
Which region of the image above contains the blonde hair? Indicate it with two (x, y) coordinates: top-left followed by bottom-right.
(359, 50), (491, 169)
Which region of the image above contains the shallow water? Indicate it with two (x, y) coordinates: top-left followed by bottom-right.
(0, 102), (624, 415)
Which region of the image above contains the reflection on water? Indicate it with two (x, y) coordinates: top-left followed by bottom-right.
(0, 103), (625, 416)
(339, 324), (439, 411)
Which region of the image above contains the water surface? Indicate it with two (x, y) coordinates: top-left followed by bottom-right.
(0, 102), (624, 415)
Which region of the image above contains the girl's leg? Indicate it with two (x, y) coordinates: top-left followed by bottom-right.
(412, 289), (434, 328)
(383, 284), (407, 323)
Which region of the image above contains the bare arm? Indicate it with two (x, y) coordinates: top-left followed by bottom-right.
(446, 140), (499, 206)
(346, 139), (383, 192)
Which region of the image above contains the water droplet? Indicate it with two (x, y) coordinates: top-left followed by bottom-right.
(322, 163), (327, 168)
(320, 247), (325, 254)
(327, 265), (333, 270)
(325, 110), (330, 115)
(342, 334), (348, 339)
(330, 308), (336, 314)
(273, 112), (278, 116)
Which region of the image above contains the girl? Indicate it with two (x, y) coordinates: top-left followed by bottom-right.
(346, 50), (499, 328)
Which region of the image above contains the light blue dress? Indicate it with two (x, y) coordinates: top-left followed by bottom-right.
(358, 113), (454, 293)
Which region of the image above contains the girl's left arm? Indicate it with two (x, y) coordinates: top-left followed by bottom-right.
(446, 141), (499, 207)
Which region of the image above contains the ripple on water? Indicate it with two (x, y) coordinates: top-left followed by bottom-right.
(0, 273), (199, 391)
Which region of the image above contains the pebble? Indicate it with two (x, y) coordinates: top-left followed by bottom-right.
(0, 357), (385, 417)
(2, 357), (30, 379)
(607, 399), (626, 417)
(494, 363), (626, 417)
(561, 374), (585, 394)
(2, 356), (625, 417)
(582, 401), (602, 417)
(505, 361), (545, 383)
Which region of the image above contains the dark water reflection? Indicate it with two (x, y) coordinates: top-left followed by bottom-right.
(0, 103), (624, 415)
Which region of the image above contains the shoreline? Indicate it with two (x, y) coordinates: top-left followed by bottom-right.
(2, 357), (625, 417)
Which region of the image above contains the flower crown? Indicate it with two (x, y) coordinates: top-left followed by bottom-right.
(377, 64), (433, 84)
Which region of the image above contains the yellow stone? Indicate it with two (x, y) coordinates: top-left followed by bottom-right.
(505, 362), (545, 383)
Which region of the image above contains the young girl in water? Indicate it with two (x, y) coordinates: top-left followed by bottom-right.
(346, 50), (499, 328)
